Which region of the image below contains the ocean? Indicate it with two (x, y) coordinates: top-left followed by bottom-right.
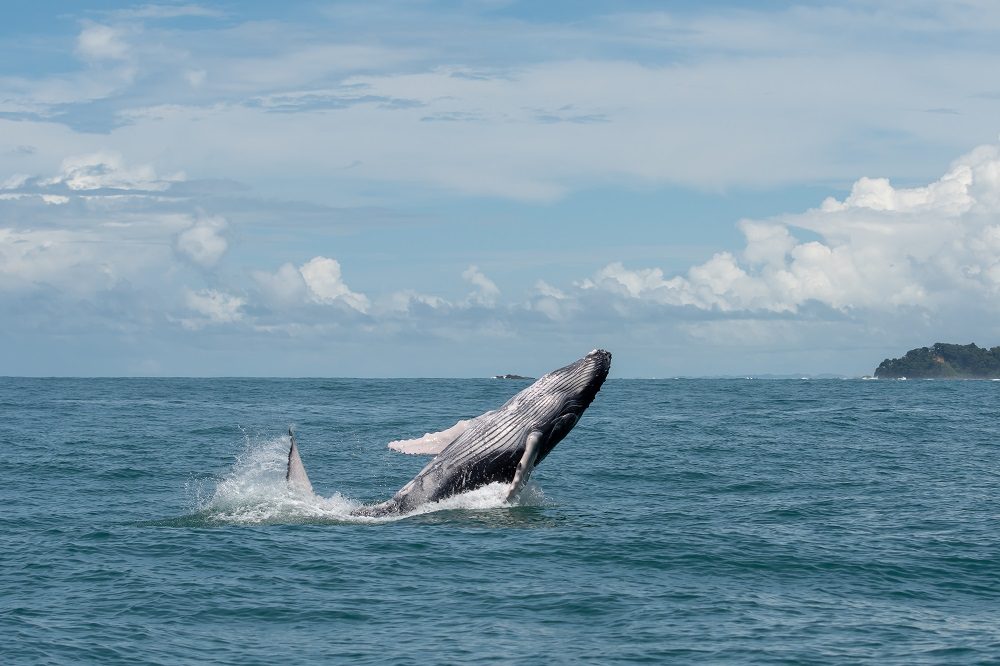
(1, 377), (998, 664)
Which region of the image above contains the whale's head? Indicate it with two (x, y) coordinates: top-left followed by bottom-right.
(526, 348), (611, 463)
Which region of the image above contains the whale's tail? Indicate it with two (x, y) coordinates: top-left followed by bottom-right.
(285, 427), (313, 494)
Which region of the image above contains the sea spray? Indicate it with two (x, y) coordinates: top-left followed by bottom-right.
(196, 429), (543, 525)
(198, 430), (354, 524)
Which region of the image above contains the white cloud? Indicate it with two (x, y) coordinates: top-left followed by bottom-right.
(76, 23), (130, 62)
(530, 279), (577, 320)
(581, 263), (670, 299)
(385, 289), (448, 313)
(2, 174), (30, 190)
(0, 192), (66, 205)
(46, 151), (184, 192)
(175, 216), (228, 268)
(183, 288), (245, 327)
(3, 1), (1000, 213)
(255, 256), (370, 313)
(6, 3), (1000, 204)
(112, 4), (223, 20)
(584, 141), (1000, 315)
(462, 265), (500, 306)
(300, 256), (370, 313)
(534, 280), (567, 300)
(10, 3), (1000, 375)
(0, 150), (186, 209)
(0, 227), (169, 294)
(253, 262), (308, 306)
(819, 163), (975, 216)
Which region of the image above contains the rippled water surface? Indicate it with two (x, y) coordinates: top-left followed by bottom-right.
(2, 377), (999, 664)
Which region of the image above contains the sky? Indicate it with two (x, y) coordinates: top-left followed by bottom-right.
(3, 1), (1000, 377)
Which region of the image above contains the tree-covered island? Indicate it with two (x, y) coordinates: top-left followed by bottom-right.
(874, 343), (1000, 379)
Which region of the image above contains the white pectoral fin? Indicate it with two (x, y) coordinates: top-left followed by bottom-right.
(286, 427), (313, 494)
(505, 430), (544, 503)
(387, 412), (494, 455)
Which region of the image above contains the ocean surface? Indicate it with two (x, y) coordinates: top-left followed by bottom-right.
(2, 376), (999, 664)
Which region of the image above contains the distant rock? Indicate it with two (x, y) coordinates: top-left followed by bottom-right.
(492, 374), (534, 380)
(875, 342), (1000, 379)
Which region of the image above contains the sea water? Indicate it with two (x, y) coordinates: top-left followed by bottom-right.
(1, 377), (999, 664)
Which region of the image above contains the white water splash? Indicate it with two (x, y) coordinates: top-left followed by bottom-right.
(199, 432), (541, 525)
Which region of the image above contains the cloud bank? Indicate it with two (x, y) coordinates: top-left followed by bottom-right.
(4, 2), (1000, 203)
(583, 144), (1000, 316)
(4, 139), (1000, 374)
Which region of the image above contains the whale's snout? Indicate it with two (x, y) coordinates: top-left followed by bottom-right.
(587, 349), (612, 374)
(551, 348), (611, 417)
(579, 349), (612, 393)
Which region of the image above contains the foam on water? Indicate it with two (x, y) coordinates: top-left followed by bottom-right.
(198, 431), (540, 525)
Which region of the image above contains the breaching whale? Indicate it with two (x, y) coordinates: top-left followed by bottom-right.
(286, 349), (611, 516)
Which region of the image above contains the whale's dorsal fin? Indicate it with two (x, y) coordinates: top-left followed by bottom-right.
(286, 427), (313, 494)
(387, 412), (495, 455)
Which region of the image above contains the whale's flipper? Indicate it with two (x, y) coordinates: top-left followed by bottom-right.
(387, 412), (496, 455)
(286, 427), (313, 494)
(505, 430), (543, 502)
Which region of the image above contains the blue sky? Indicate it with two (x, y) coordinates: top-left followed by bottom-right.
(3, 1), (1000, 377)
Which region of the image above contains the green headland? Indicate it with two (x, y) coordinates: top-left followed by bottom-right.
(875, 343), (1000, 379)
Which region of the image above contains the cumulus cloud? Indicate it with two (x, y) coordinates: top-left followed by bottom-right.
(255, 256), (369, 313)
(582, 142), (1000, 316)
(182, 288), (245, 328)
(386, 289), (448, 313)
(175, 216), (228, 268)
(529, 279), (577, 320)
(76, 23), (130, 61)
(299, 256), (370, 313)
(462, 265), (500, 306)
(7, 130), (1000, 375)
(253, 262), (308, 306)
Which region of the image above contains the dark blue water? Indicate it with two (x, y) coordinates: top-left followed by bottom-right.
(2, 377), (999, 664)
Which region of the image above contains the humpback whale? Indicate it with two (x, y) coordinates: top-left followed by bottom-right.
(286, 349), (611, 516)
